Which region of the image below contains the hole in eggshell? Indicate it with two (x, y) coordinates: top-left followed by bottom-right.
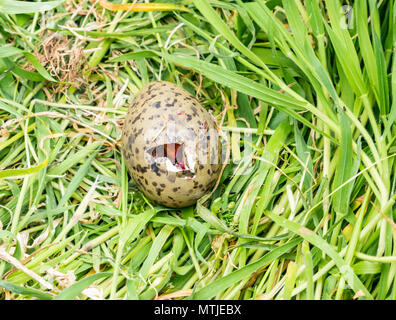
(149, 143), (184, 168)
(147, 143), (195, 178)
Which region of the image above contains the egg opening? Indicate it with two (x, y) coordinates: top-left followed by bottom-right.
(147, 143), (195, 178)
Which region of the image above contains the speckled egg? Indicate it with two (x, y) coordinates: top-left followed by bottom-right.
(121, 81), (222, 208)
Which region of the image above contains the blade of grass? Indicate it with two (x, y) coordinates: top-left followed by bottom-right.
(98, 0), (188, 12)
(0, 279), (52, 300)
(0, 0), (63, 14)
(54, 272), (112, 300)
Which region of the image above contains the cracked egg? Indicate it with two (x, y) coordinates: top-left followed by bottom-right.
(121, 81), (222, 208)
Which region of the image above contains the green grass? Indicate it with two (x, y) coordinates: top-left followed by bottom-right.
(0, 0), (395, 300)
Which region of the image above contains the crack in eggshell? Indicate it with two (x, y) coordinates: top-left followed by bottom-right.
(147, 142), (196, 178)
(145, 121), (198, 175)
